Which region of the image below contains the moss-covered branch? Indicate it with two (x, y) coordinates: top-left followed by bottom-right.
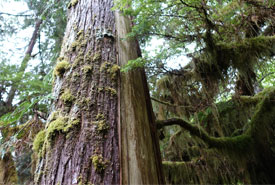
(151, 97), (191, 108)
(239, 87), (275, 104)
(156, 118), (252, 151)
(156, 87), (275, 152)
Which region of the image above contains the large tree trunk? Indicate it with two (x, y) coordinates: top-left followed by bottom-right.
(34, 0), (164, 184)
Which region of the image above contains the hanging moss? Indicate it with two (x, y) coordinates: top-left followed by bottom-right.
(162, 153), (250, 185)
(218, 36), (275, 56)
(192, 35), (275, 94)
(162, 161), (192, 184)
(54, 60), (70, 77)
(160, 88), (275, 184)
(216, 36), (275, 74)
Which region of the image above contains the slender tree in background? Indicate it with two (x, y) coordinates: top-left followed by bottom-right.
(33, 0), (163, 184)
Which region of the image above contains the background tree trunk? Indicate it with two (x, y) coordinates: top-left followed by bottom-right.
(0, 152), (18, 185)
(115, 12), (164, 184)
(34, 0), (163, 184)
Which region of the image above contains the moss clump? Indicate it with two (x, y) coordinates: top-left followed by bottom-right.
(97, 87), (104, 92)
(71, 72), (80, 83)
(71, 0), (78, 6)
(95, 120), (109, 134)
(92, 113), (109, 134)
(76, 97), (93, 109)
(77, 30), (83, 38)
(54, 60), (70, 77)
(61, 89), (75, 105)
(71, 41), (79, 51)
(108, 64), (120, 79)
(91, 155), (108, 173)
(100, 61), (111, 72)
(33, 130), (46, 153)
(82, 65), (93, 74)
(106, 87), (117, 96)
(37, 115), (80, 156)
(47, 117), (68, 140)
(47, 117), (80, 142)
(96, 113), (105, 120)
(49, 111), (61, 122)
(63, 119), (80, 132)
(100, 62), (120, 79)
(68, 0), (78, 8)
(92, 52), (101, 62)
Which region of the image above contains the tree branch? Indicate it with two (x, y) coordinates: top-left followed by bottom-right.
(156, 118), (252, 151)
(0, 12), (32, 17)
(259, 72), (275, 83)
(151, 97), (191, 108)
(156, 89), (275, 152)
(147, 32), (196, 42)
(179, 0), (199, 9)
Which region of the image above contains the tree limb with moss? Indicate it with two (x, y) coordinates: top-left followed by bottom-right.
(156, 88), (275, 153)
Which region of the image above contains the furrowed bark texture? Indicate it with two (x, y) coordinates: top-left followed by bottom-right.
(34, 0), (163, 184)
(35, 1), (119, 184)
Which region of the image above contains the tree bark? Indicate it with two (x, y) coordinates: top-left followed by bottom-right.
(34, 0), (163, 184)
(115, 12), (164, 184)
(0, 152), (18, 185)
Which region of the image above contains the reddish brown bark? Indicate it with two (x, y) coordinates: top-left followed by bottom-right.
(35, 1), (119, 184)
(34, 0), (163, 184)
